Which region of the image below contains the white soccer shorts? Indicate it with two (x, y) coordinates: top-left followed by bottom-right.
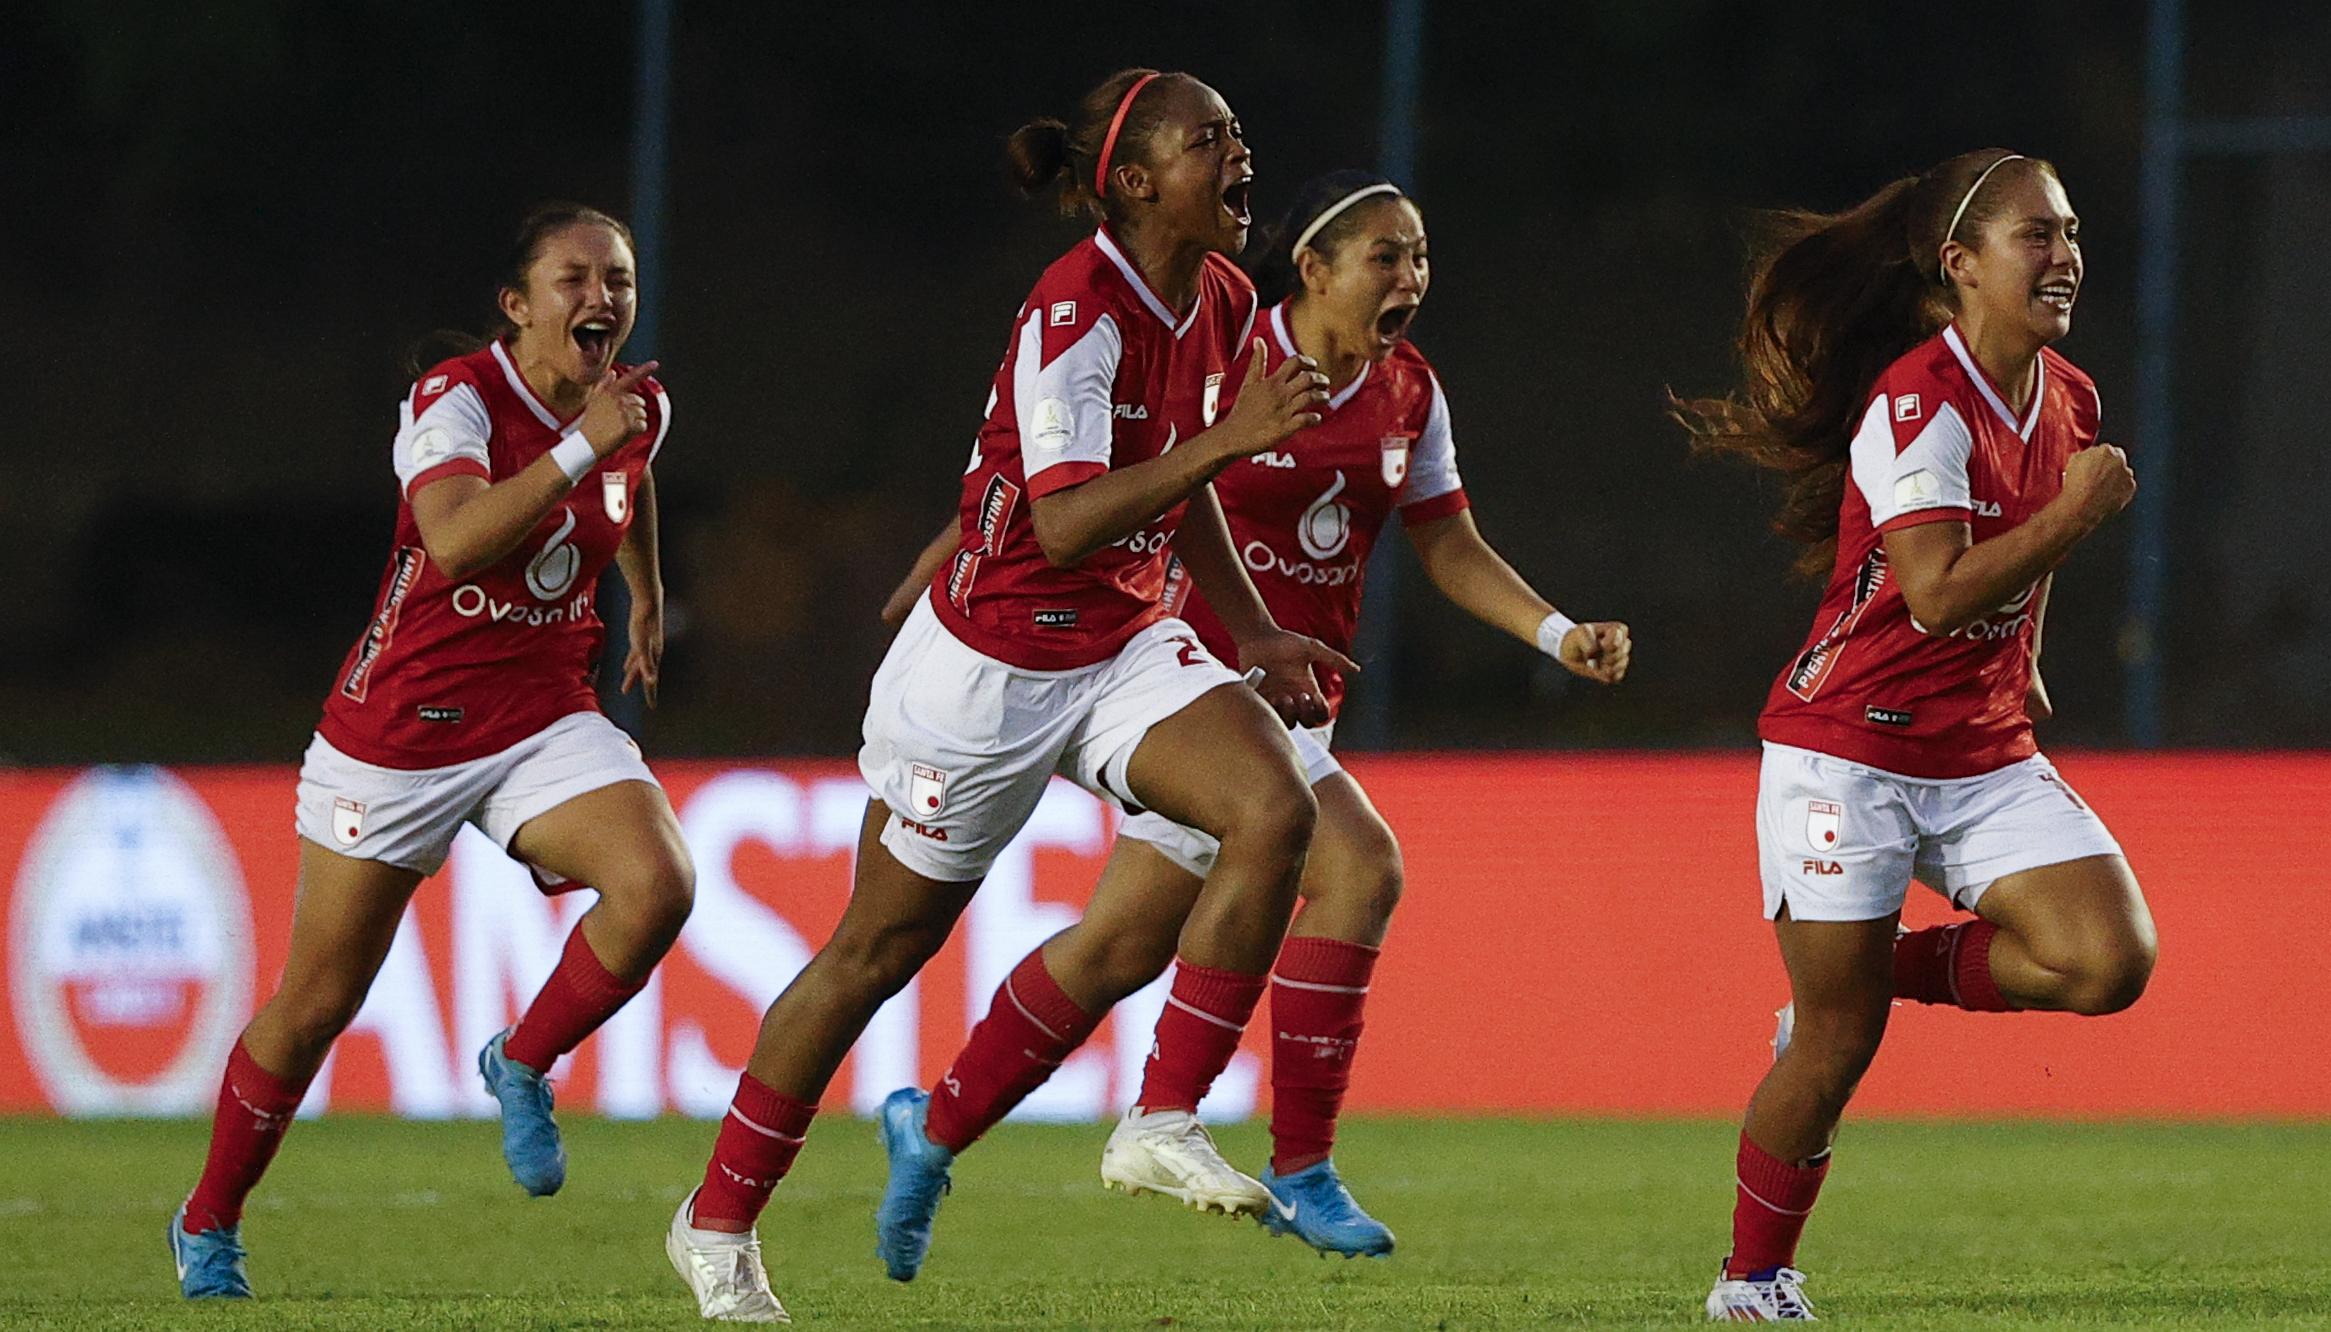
(859, 597), (1244, 881)
(1756, 741), (2124, 922)
(293, 710), (659, 875)
(1116, 723), (1342, 877)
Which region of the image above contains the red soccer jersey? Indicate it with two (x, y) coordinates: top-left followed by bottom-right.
(1759, 324), (2100, 778)
(1167, 300), (1469, 717)
(929, 227), (1259, 670)
(318, 341), (670, 768)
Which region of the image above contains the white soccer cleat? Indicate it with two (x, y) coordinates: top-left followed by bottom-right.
(1099, 1108), (1272, 1216)
(666, 1188), (789, 1323)
(1706, 1265), (1816, 1321)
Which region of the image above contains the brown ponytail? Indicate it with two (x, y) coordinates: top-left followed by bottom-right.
(1004, 67), (1177, 221)
(1674, 150), (2057, 575)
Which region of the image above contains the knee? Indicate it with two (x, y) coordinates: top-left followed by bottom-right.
(820, 921), (945, 1003)
(1063, 927), (1176, 1005)
(1307, 828), (1404, 925)
(1781, 1006), (1888, 1099)
(598, 848), (697, 938)
(2062, 935), (2157, 1016)
(268, 986), (367, 1061)
(1220, 771), (1318, 866)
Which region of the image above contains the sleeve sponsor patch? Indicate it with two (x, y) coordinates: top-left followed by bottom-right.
(1893, 393), (1922, 423)
(1894, 469), (1944, 509)
(1030, 397), (1073, 451)
(1049, 301), (1077, 327)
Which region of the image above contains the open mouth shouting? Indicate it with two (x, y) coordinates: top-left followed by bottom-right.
(1221, 175), (1253, 229)
(1375, 301), (1420, 347)
(572, 316), (618, 375)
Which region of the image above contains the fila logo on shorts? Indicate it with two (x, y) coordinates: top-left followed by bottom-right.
(332, 797), (367, 847)
(909, 763), (948, 817)
(1805, 799), (1842, 851)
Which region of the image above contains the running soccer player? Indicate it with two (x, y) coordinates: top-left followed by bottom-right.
(167, 204), (693, 1300)
(1674, 152), (2154, 1321)
(868, 170), (1631, 1279)
(663, 70), (1349, 1323)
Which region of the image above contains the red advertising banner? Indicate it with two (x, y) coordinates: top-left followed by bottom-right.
(2, 754), (2323, 1120)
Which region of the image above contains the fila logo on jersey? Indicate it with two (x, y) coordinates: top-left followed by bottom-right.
(908, 763), (948, 817)
(1973, 498), (2004, 518)
(1894, 393), (1922, 422)
(1805, 799), (1842, 851)
(1032, 608), (1079, 628)
(1112, 403), (1149, 419)
(331, 797), (366, 847)
(1864, 705), (1912, 727)
(1049, 301), (1076, 327)
(422, 374), (449, 396)
(1203, 372), (1225, 426)
(1251, 451), (1297, 468)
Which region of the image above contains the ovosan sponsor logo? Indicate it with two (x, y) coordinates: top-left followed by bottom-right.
(11, 767), (253, 1115)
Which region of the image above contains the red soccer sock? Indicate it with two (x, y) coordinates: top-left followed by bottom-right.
(503, 922), (650, 1073)
(926, 948), (1102, 1153)
(183, 1040), (312, 1233)
(1136, 960), (1268, 1114)
(691, 1074), (818, 1230)
(1268, 935), (1379, 1174)
(1893, 920), (2013, 1011)
(1727, 1131), (1831, 1276)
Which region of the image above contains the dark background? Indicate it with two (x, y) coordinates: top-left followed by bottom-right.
(7, 1), (2326, 763)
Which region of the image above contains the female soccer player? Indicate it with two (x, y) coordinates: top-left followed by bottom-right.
(663, 70), (1350, 1323)
(1674, 151), (2154, 1320)
(866, 170), (1631, 1279)
(168, 204), (693, 1300)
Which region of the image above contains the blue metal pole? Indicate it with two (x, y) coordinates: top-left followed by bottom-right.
(603, 0), (674, 734)
(1345, 0), (1426, 750)
(2125, 0), (2183, 747)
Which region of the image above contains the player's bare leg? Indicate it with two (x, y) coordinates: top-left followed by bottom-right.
(483, 780), (696, 1195)
(173, 842), (423, 1297)
(1968, 855), (2154, 1014)
(1097, 683), (1315, 1215)
(1709, 908), (1897, 1319)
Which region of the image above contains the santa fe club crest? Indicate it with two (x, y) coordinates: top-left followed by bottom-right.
(909, 764), (948, 817)
(1380, 435), (1411, 487)
(1804, 799), (1842, 851)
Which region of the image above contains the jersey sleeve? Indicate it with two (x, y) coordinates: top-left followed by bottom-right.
(1016, 299), (1124, 499)
(1397, 371), (1470, 525)
(1849, 388), (1973, 531)
(647, 381), (673, 463)
(393, 371), (494, 498)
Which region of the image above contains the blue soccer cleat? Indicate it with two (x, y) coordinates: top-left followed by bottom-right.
(872, 1087), (954, 1281)
(1259, 1159), (1396, 1258)
(168, 1204), (252, 1299)
(478, 1027), (567, 1197)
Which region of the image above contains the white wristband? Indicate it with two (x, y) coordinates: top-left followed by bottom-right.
(1535, 611), (1580, 659)
(548, 432), (597, 486)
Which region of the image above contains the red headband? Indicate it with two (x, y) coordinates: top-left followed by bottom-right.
(1093, 73), (1161, 199)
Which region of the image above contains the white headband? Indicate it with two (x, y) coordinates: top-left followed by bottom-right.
(1291, 183), (1404, 259)
(1945, 154), (2024, 245)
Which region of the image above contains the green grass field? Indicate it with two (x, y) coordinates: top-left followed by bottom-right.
(3, 1116), (2325, 1329)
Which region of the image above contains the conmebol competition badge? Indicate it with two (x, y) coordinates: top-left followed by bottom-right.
(11, 767), (253, 1114)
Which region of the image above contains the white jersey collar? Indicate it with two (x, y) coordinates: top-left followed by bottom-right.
(1942, 324), (2044, 441)
(490, 339), (576, 431)
(1094, 227), (1201, 339)
(1269, 300), (1371, 411)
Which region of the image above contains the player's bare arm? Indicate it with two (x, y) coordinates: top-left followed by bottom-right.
(615, 466), (664, 705)
(1028, 341), (1326, 567)
(409, 362), (659, 578)
(1173, 484), (1358, 726)
(1883, 443), (2132, 636)
(882, 520), (959, 627)
(1408, 510), (1631, 685)
(2026, 573), (2054, 721)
